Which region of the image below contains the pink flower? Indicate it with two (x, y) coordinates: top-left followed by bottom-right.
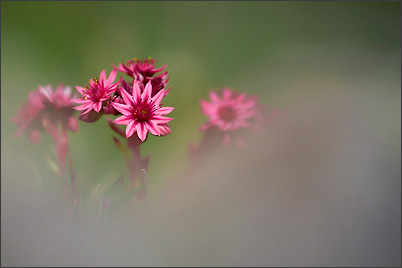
(12, 84), (78, 143)
(113, 58), (169, 96)
(112, 80), (174, 141)
(200, 88), (259, 132)
(73, 69), (120, 115)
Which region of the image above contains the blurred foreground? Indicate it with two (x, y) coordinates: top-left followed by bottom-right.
(2, 75), (400, 266)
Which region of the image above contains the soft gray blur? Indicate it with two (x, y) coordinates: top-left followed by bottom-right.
(3, 67), (401, 266)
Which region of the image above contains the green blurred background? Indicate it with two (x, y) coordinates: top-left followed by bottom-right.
(2, 1), (400, 183)
(1, 1), (401, 266)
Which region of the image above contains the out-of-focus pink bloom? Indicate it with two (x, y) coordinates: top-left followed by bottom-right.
(113, 58), (169, 96)
(73, 69), (121, 115)
(13, 84), (78, 177)
(200, 88), (259, 132)
(112, 80), (174, 141)
(12, 84), (78, 143)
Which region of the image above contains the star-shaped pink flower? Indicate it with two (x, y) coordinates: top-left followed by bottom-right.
(201, 88), (259, 132)
(112, 80), (174, 141)
(73, 69), (120, 114)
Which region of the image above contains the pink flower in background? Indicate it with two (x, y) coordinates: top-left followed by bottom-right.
(12, 90), (46, 143)
(186, 88), (270, 178)
(73, 69), (120, 114)
(114, 57), (169, 96)
(112, 80), (174, 141)
(200, 88), (259, 132)
(12, 84), (78, 143)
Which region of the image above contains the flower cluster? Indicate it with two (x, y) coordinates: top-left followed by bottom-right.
(12, 84), (78, 143)
(73, 58), (174, 142)
(11, 57), (282, 216)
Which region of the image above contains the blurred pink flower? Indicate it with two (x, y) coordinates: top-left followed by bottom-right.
(200, 88), (259, 132)
(114, 57), (169, 96)
(73, 69), (121, 115)
(112, 80), (174, 141)
(12, 84), (78, 143)
(13, 84), (78, 177)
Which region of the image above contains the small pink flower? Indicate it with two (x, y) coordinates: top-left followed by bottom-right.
(73, 69), (121, 115)
(112, 80), (174, 141)
(200, 88), (259, 132)
(114, 58), (169, 96)
(12, 84), (78, 143)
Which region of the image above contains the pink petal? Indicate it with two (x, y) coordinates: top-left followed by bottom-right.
(63, 86), (72, 98)
(120, 87), (134, 107)
(136, 123), (147, 142)
(100, 70), (107, 81)
(153, 64), (166, 74)
(74, 102), (92, 111)
(75, 86), (86, 95)
(71, 98), (88, 104)
(141, 81), (153, 101)
(200, 100), (215, 116)
(108, 77), (121, 94)
(132, 80), (141, 102)
(157, 107), (174, 115)
(93, 102), (103, 112)
(89, 79), (96, 88)
(151, 89), (165, 107)
(152, 116), (173, 124)
(113, 63), (125, 73)
(158, 123), (172, 136)
(164, 86), (171, 96)
(113, 115), (133, 125)
(39, 85), (52, 101)
(112, 102), (132, 115)
(106, 69), (117, 86)
(80, 107), (94, 115)
(125, 120), (136, 138)
(146, 122), (160, 136)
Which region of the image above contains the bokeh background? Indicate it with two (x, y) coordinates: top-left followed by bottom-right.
(2, 1), (401, 266)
